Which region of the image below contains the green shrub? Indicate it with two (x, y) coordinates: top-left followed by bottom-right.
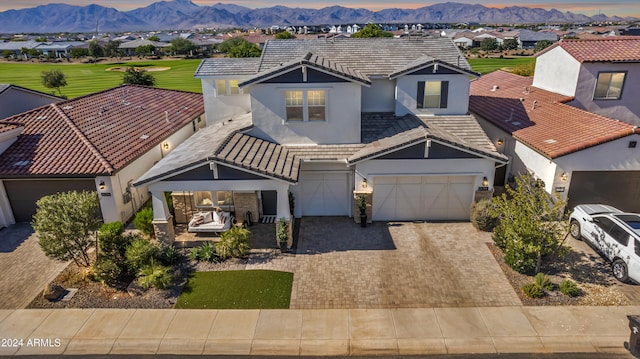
(160, 245), (180, 265)
(92, 258), (122, 287)
(534, 273), (554, 291)
(98, 223), (135, 261)
(134, 207), (155, 238)
(216, 226), (251, 259)
(137, 260), (173, 289)
(199, 242), (217, 262)
(521, 283), (544, 298)
(189, 247), (200, 261)
(125, 237), (161, 272)
(559, 279), (581, 297)
(471, 199), (498, 232)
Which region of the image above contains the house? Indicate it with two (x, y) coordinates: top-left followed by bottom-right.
(469, 38), (640, 212)
(118, 39), (169, 56)
(0, 85), (204, 228)
(0, 40), (44, 59)
(133, 38), (507, 244)
(0, 84), (62, 120)
(35, 41), (85, 58)
(533, 37), (640, 126)
(517, 29), (558, 49)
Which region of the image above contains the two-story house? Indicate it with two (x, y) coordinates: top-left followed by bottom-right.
(470, 37), (640, 212)
(133, 38), (507, 244)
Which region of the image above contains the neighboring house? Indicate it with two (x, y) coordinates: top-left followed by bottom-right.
(134, 38), (507, 243)
(533, 37), (640, 127)
(118, 39), (169, 56)
(0, 85), (205, 228)
(35, 41), (85, 58)
(517, 29), (558, 49)
(0, 84), (62, 120)
(470, 70), (640, 212)
(0, 40), (44, 58)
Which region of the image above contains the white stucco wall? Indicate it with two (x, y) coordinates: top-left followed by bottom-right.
(554, 134), (640, 174)
(0, 88), (62, 119)
(362, 78), (396, 112)
(395, 74), (471, 116)
(568, 62), (640, 126)
(532, 46), (580, 97)
(249, 82), (361, 144)
(201, 77), (252, 126)
(512, 141), (557, 193)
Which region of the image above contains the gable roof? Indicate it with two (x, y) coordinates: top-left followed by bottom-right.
(537, 36), (640, 63)
(388, 56), (480, 79)
(195, 57), (261, 77)
(0, 84), (63, 100)
(0, 85), (204, 178)
(469, 71), (638, 159)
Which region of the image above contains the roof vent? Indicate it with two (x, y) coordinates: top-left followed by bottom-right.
(140, 134), (149, 140)
(544, 139), (557, 144)
(491, 85), (499, 91)
(531, 100), (538, 110)
(62, 105), (73, 110)
(36, 116), (47, 120)
(14, 160), (30, 166)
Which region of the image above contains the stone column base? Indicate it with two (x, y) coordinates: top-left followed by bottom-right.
(152, 216), (175, 245)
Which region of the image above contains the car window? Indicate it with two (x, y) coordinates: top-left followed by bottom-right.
(595, 217), (614, 232)
(636, 239), (640, 257)
(609, 223), (630, 246)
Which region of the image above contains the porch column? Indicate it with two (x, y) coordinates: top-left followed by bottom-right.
(275, 187), (292, 248)
(151, 191), (175, 245)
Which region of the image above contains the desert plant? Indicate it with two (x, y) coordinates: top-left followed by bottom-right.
(137, 260), (173, 289)
(277, 217), (289, 249)
(470, 199), (497, 232)
(198, 242), (217, 262)
(521, 282), (544, 298)
(160, 245), (180, 265)
(125, 237), (161, 272)
(92, 258), (123, 287)
(357, 194), (367, 216)
(189, 247), (200, 261)
(559, 279), (581, 297)
(534, 273), (554, 291)
(216, 226), (251, 259)
(134, 207), (155, 238)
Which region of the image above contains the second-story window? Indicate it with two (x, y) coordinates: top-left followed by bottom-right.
(417, 81), (449, 109)
(216, 79), (246, 96)
(285, 89), (326, 122)
(594, 72), (626, 100)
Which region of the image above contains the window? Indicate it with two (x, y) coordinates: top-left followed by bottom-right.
(215, 79), (245, 96)
(417, 81), (449, 109)
(216, 191), (233, 206)
(194, 191), (234, 208)
(635, 239), (640, 257)
(195, 191), (213, 207)
(609, 224), (629, 246)
(594, 72), (626, 100)
(215, 80), (226, 96)
(284, 89), (326, 121)
(229, 80), (240, 95)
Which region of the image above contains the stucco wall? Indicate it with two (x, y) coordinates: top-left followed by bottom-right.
(249, 82), (361, 144)
(201, 77), (252, 126)
(512, 141), (557, 193)
(532, 46), (580, 97)
(395, 74), (471, 116)
(362, 78), (396, 112)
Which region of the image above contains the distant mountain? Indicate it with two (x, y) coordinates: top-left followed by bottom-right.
(0, 1), (635, 33)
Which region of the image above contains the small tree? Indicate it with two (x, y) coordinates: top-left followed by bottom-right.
(122, 67), (156, 86)
(491, 174), (568, 274)
(104, 40), (122, 60)
(32, 191), (101, 267)
(133, 206), (155, 238)
(41, 69), (67, 97)
(147, 35), (161, 42)
(502, 38), (518, 52)
(216, 226), (251, 259)
(135, 44), (155, 58)
(351, 24), (393, 38)
(227, 40), (261, 58)
(2, 50), (13, 59)
(480, 38), (498, 52)
(275, 31), (296, 39)
(70, 47), (89, 59)
(534, 40), (553, 53)
(169, 37), (196, 55)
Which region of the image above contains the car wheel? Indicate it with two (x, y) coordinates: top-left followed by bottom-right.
(613, 259), (629, 283)
(569, 220), (581, 240)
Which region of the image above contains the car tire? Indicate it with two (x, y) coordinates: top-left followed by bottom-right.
(613, 259), (629, 283)
(569, 219), (581, 240)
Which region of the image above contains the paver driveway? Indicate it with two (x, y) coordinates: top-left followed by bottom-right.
(248, 217), (521, 309)
(0, 224), (69, 309)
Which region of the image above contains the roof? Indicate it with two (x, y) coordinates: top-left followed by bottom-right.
(0, 41), (43, 51)
(0, 122), (22, 135)
(196, 37), (470, 78)
(0, 85), (204, 178)
(469, 71), (638, 159)
(0, 84), (63, 100)
(118, 39), (169, 49)
(389, 56), (480, 79)
(195, 57), (261, 77)
(537, 36), (640, 63)
(518, 29), (558, 42)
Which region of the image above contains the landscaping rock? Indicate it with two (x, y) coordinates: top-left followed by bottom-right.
(42, 284), (65, 301)
(127, 279), (147, 297)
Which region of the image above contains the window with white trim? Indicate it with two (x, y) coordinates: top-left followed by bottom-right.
(194, 191), (234, 208)
(284, 89), (326, 121)
(215, 79), (246, 96)
(594, 72), (626, 100)
(417, 81), (449, 109)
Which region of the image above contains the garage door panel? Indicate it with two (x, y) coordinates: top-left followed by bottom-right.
(568, 171), (640, 213)
(300, 172), (350, 216)
(373, 184), (396, 221)
(396, 181), (422, 220)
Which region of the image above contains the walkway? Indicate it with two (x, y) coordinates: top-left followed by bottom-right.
(0, 306), (637, 356)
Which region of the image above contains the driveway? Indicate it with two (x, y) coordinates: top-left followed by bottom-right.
(0, 223), (69, 309)
(248, 217), (522, 309)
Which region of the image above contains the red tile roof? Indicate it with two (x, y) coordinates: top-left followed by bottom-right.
(469, 71), (638, 159)
(0, 85), (203, 177)
(537, 36), (640, 63)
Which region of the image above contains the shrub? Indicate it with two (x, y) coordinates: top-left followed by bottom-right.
(98, 222), (134, 262)
(534, 273), (554, 291)
(198, 242), (217, 262)
(471, 199), (497, 232)
(137, 260), (173, 289)
(216, 226), (251, 259)
(189, 247), (200, 261)
(134, 207), (155, 238)
(125, 237), (161, 272)
(160, 245), (180, 265)
(92, 258), (122, 287)
(521, 282), (544, 298)
(559, 279), (581, 297)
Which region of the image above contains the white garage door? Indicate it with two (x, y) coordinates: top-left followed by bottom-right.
(300, 172), (351, 216)
(373, 176), (475, 221)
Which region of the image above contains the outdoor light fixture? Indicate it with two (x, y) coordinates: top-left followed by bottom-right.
(496, 138), (504, 146)
(99, 181), (106, 190)
(163, 142), (170, 150)
(482, 177), (489, 187)
(561, 172), (568, 181)
(361, 178), (368, 188)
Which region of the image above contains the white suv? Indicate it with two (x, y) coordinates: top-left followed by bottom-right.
(569, 204), (640, 283)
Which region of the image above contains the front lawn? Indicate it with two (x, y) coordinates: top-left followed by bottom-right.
(176, 270), (293, 309)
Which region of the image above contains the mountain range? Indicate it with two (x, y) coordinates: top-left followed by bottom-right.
(0, 0), (635, 34)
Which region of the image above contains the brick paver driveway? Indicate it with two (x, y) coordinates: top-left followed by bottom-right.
(0, 224), (69, 309)
(248, 217), (521, 309)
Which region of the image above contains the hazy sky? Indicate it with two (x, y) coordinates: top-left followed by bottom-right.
(1, 0), (638, 17)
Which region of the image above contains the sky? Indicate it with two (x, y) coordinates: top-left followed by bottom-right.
(0, 0), (638, 17)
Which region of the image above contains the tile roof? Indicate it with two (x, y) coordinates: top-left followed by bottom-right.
(389, 56), (480, 79)
(469, 70), (638, 159)
(0, 122), (22, 135)
(537, 36), (640, 63)
(0, 85), (204, 177)
(195, 57), (261, 77)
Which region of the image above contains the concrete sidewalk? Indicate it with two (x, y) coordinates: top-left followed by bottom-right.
(1, 306), (639, 356)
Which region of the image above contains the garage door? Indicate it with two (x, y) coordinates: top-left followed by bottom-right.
(300, 172), (350, 216)
(3, 179), (97, 222)
(373, 176), (475, 221)
(567, 171), (640, 213)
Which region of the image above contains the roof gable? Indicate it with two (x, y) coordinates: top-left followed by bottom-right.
(389, 56), (480, 79)
(537, 37), (640, 63)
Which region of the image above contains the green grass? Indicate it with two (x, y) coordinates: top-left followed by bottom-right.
(0, 59), (202, 98)
(176, 270), (293, 309)
(468, 57), (536, 75)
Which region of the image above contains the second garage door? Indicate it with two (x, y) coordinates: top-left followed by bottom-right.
(300, 172), (351, 216)
(373, 175), (475, 221)
(567, 171), (640, 213)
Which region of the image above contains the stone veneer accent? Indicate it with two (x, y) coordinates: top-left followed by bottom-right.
(153, 216), (175, 245)
(233, 191), (260, 224)
(474, 189), (494, 203)
(353, 191), (372, 223)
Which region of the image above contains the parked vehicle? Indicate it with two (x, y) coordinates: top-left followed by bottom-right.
(569, 204), (640, 283)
